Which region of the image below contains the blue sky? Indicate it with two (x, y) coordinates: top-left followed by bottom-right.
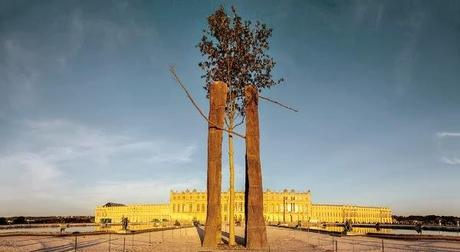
(1, 0), (459, 216)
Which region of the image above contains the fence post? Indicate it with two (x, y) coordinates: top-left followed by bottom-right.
(381, 239), (384, 252)
(108, 233), (111, 252)
(132, 233), (134, 249)
(352, 240), (355, 252)
(335, 240), (338, 252)
(123, 237), (126, 252)
(149, 230), (152, 244)
(74, 236), (77, 252)
(332, 237), (335, 251)
(306, 229), (309, 244)
(162, 229), (164, 242)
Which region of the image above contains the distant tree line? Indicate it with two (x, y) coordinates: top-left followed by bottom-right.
(0, 216), (94, 225)
(393, 215), (460, 226)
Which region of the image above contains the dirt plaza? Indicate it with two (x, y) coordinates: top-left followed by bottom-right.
(1, 226), (460, 252)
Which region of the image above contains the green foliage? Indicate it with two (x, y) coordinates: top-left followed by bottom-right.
(0, 217), (7, 225)
(100, 218), (112, 224)
(12, 216), (26, 224)
(198, 6), (283, 117)
(121, 217), (129, 230)
(393, 215), (460, 225)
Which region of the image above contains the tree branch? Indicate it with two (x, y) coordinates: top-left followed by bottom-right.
(169, 66), (246, 139)
(259, 95), (299, 112)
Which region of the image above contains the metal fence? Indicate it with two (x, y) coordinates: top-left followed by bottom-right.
(0, 226), (198, 252)
(2, 226), (460, 252)
(270, 226), (460, 252)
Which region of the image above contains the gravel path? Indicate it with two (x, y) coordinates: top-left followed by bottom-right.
(1, 226), (459, 251)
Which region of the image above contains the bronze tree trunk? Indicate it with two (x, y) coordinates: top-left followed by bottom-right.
(244, 85), (268, 249)
(203, 81), (227, 248)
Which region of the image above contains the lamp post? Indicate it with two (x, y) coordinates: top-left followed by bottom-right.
(457, 220), (459, 236)
(283, 196), (287, 223)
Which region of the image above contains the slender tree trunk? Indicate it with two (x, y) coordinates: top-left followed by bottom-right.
(203, 81), (227, 248)
(244, 85), (268, 249)
(226, 58), (237, 247)
(228, 123), (236, 246)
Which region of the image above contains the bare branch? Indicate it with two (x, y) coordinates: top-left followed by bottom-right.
(259, 95), (298, 113)
(169, 66), (246, 139)
(224, 117), (230, 129)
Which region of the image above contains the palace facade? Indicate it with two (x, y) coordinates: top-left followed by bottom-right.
(95, 189), (392, 225)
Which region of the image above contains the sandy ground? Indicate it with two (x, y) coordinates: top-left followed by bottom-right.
(1, 226), (460, 251)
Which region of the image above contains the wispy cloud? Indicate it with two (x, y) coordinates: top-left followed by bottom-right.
(0, 153), (63, 192)
(0, 118), (198, 215)
(0, 5), (159, 111)
(78, 178), (202, 206)
(436, 132), (460, 166)
(1, 39), (40, 109)
(16, 118), (196, 165)
(374, 3), (384, 29)
(437, 132), (460, 138)
(440, 156), (460, 166)
(393, 6), (425, 97)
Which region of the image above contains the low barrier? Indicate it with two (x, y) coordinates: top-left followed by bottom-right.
(0, 225), (196, 252)
(268, 225), (460, 252)
(367, 232), (460, 241)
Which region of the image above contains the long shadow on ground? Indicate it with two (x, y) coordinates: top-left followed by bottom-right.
(31, 237), (109, 252)
(221, 229), (245, 246)
(195, 225), (205, 246)
(195, 225), (245, 247)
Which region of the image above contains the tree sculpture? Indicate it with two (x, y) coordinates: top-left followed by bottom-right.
(203, 81), (227, 248)
(198, 6), (283, 246)
(121, 216), (129, 231)
(244, 85), (268, 248)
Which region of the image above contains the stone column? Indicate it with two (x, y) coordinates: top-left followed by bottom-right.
(203, 81), (227, 248)
(244, 85), (268, 249)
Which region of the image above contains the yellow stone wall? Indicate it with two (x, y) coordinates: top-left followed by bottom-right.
(95, 204), (170, 224)
(261, 189), (312, 223)
(169, 189), (247, 224)
(95, 189), (392, 224)
(310, 204), (392, 224)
